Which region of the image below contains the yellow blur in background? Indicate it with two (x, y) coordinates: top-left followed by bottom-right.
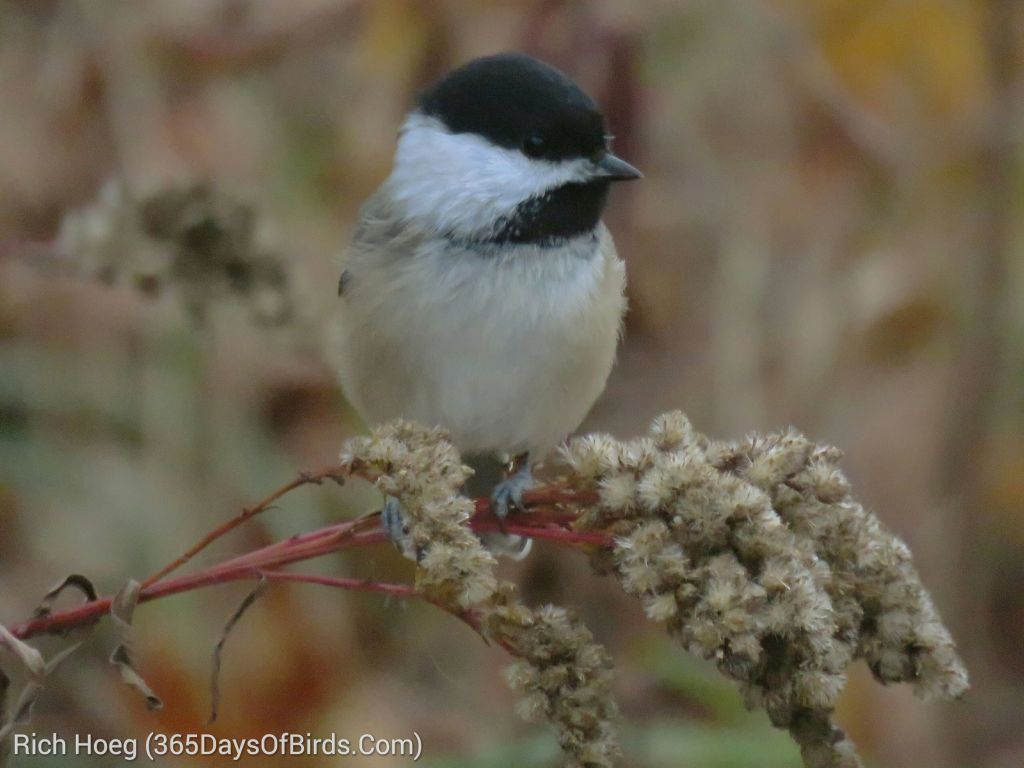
(0, 2), (1021, 767)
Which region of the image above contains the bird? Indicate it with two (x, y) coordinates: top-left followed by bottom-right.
(333, 52), (640, 555)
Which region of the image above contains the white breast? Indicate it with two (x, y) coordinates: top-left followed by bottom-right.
(335, 231), (625, 458)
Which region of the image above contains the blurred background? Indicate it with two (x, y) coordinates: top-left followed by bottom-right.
(0, 1), (1021, 767)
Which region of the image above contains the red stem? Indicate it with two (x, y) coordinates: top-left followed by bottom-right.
(257, 570), (490, 640)
(140, 465), (349, 588)
(258, 570), (419, 599)
(6, 470), (608, 641)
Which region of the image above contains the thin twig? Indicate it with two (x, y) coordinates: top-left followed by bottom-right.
(256, 570), (495, 649)
(142, 471), (597, 590)
(9, 517), (373, 640)
(258, 570), (419, 599)
(6, 476), (607, 642)
(140, 465), (348, 588)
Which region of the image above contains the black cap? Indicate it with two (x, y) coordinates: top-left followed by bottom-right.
(418, 53), (606, 162)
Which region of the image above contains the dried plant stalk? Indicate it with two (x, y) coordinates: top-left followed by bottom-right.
(1, 415), (967, 768)
(562, 412), (968, 767)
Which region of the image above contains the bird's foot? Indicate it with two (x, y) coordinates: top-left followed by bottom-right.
(490, 459), (534, 519)
(381, 496), (417, 560)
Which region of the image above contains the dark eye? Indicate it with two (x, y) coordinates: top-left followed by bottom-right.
(522, 135), (546, 158)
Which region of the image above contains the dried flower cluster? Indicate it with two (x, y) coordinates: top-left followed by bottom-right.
(340, 420), (498, 609)
(1, 414), (967, 768)
(337, 415), (966, 768)
(339, 422), (621, 766)
(488, 593), (619, 768)
(56, 181), (292, 324)
(562, 411), (968, 768)
(731, 430), (968, 702)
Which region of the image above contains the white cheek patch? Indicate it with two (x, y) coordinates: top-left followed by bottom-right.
(385, 113), (594, 238)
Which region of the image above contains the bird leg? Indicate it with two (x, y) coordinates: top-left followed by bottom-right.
(490, 453), (534, 519)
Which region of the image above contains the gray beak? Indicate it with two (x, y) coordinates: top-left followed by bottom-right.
(594, 152), (643, 181)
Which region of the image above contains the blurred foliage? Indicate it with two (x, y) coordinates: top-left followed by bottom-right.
(0, 1), (1021, 767)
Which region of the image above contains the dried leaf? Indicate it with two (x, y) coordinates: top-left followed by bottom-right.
(0, 670), (42, 759)
(208, 577), (265, 724)
(33, 574), (98, 619)
(0, 633), (82, 759)
(109, 580), (163, 710)
(0, 626), (44, 680)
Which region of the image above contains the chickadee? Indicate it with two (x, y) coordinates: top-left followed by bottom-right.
(335, 52), (640, 553)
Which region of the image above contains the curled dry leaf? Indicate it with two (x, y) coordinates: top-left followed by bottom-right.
(0, 626), (44, 680)
(109, 580), (163, 711)
(208, 576), (266, 724)
(0, 626), (81, 758)
(33, 574), (99, 621)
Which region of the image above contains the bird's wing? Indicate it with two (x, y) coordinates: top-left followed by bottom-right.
(338, 189), (424, 298)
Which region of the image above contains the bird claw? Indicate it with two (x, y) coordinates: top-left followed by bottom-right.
(490, 462), (534, 520)
(381, 496), (417, 560)
(383, 460), (534, 560)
